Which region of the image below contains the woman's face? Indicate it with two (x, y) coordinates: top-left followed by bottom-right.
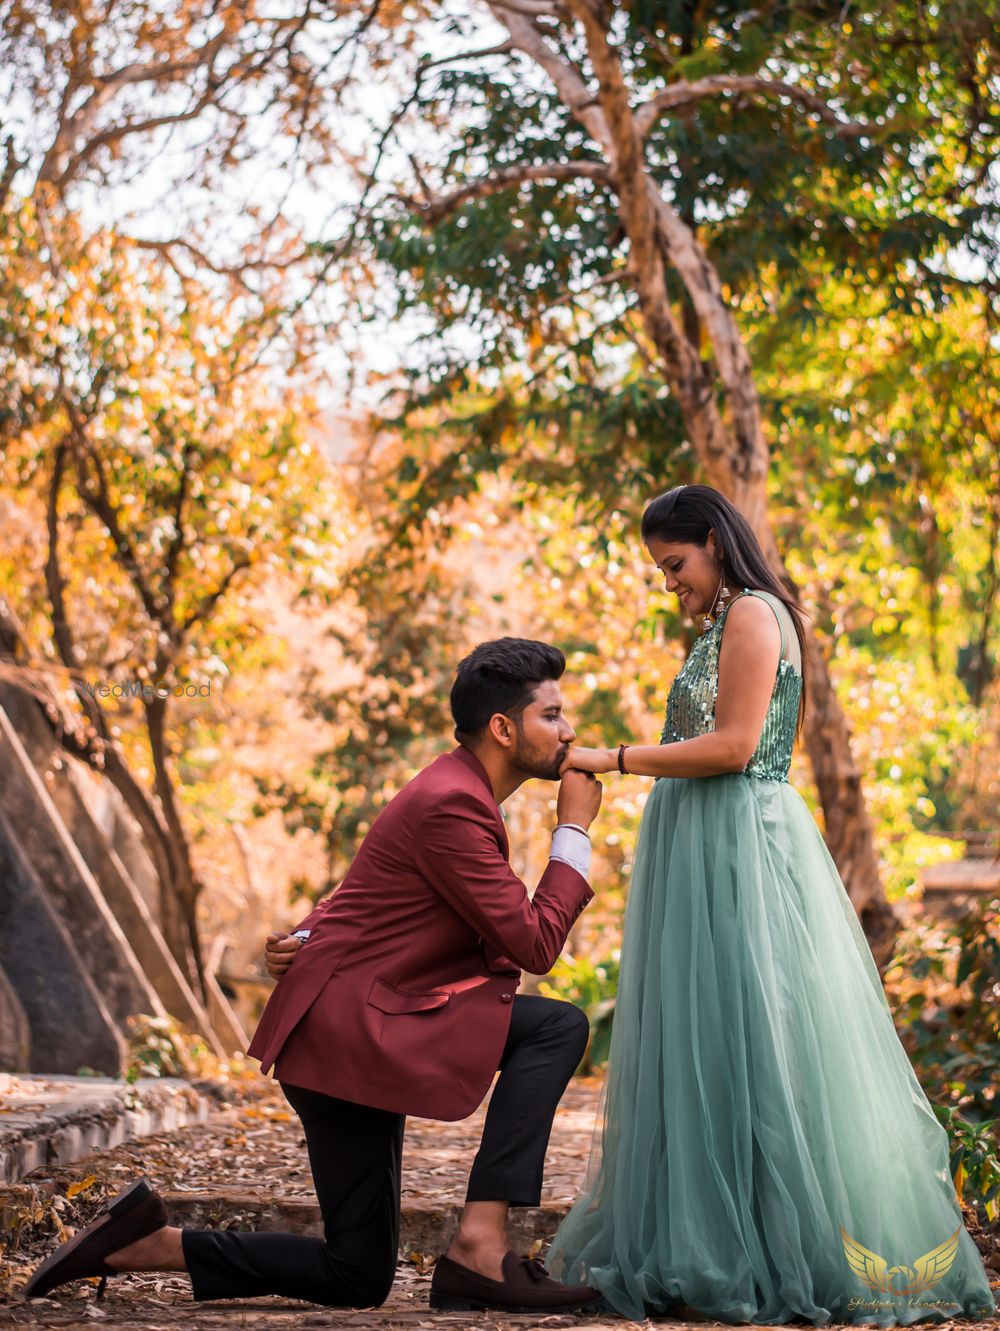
(646, 531), (722, 622)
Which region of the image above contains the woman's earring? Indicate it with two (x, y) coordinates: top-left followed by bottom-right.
(703, 569), (730, 631)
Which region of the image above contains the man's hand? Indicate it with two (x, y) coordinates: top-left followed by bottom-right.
(265, 932), (302, 981)
(556, 768), (603, 831)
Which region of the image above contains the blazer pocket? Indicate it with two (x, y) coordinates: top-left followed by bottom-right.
(367, 977), (451, 1015)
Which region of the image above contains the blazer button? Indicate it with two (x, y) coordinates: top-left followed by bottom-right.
(501, 993), (513, 1003)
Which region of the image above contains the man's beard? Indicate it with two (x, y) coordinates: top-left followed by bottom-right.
(512, 730), (568, 781)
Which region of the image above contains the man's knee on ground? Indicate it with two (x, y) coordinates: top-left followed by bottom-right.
(348, 1279), (394, 1309)
(317, 1278), (394, 1309)
(318, 1254), (396, 1308)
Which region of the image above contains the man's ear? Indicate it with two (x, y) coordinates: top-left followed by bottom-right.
(486, 712), (515, 749)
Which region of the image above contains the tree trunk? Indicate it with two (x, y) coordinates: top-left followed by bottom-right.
(144, 692), (206, 997)
(799, 632), (897, 944)
(490, 0), (899, 961)
(40, 445), (206, 989)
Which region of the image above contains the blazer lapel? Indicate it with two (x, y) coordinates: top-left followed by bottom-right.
(449, 745), (509, 861)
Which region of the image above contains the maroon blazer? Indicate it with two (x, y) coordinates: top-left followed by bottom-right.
(246, 745), (593, 1121)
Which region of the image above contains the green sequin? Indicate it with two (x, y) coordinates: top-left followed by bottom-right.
(660, 588), (802, 781)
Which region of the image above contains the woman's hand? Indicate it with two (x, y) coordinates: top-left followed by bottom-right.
(559, 745), (617, 776)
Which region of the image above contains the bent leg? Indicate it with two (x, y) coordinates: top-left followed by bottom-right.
(467, 994), (589, 1206)
(181, 1085), (404, 1306)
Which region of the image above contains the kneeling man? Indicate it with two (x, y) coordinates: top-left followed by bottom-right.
(25, 638), (604, 1315)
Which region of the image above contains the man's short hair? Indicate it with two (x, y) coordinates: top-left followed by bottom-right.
(451, 638), (565, 739)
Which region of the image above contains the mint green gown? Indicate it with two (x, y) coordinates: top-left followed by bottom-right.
(546, 589), (996, 1325)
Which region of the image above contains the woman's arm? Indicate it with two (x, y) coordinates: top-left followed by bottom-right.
(562, 596), (784, 779)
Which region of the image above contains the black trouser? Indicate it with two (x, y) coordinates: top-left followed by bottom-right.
(181, 995), (589, 1306)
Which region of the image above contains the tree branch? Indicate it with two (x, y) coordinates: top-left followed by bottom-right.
(89, 41), (228, 94)
(485, 2), (608, 148)
(163, 440), (195, 604)
(915, 256), (999, 295)
(0, 133), (27, 209)
(635, 75), (875, 139)
(30, 214), (171, 628)
(70, 443), (165, 626)
(178, 555), (253, 637)
(419, 40), (515, 73)
(44, 440), (77, 670)
(544, 266), (633, 308)
(131, 235), (317, 290)
(35, 34), (229, 188)
(404, 160), (611, 223)
(558, 0), (767, 503)
(492, 0), (567, 16)
(52, 85), (221, 191)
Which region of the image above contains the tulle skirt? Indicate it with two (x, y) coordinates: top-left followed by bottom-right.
(545, 773), (996, 1325)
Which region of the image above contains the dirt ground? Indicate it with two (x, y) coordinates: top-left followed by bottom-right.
(1, 1076), (997, 1331)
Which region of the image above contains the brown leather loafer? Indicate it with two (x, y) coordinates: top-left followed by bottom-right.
(21, 1177), (168, 1300)
(429, 1250), (604, 1313)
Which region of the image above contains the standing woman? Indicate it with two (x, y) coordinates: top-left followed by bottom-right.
(546, 484), (995, 1325)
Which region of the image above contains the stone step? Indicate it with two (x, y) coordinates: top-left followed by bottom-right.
(0, 1184), (568, 1259)
(160, 1190), (566, 1252)
(0, 1074), (218, 1184)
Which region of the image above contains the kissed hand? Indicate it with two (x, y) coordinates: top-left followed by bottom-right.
(559, 745), (617, 776)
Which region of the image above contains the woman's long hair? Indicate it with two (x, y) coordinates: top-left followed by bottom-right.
(641, 484), (809, 739)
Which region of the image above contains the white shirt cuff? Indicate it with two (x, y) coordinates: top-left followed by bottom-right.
(550, 824), (592, 879)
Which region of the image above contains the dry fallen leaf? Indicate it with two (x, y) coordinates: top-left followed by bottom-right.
(66, 1175), (98, 1200)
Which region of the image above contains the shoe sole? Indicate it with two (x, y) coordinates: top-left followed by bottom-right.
(21, 1178), (154, 1300)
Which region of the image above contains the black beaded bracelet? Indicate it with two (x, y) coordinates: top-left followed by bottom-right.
(618, 743), (629, 774)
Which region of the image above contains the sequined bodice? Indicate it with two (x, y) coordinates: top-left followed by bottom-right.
(660, 589), (802, 781)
